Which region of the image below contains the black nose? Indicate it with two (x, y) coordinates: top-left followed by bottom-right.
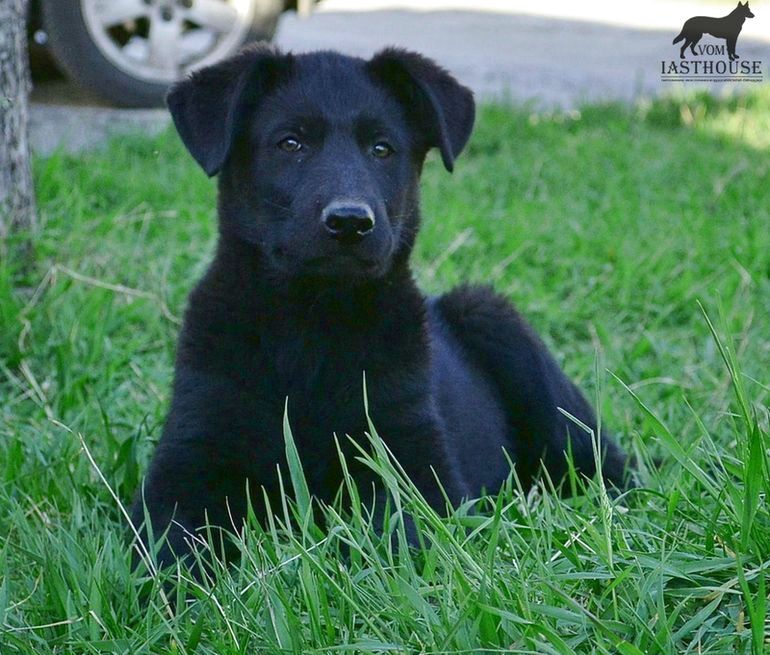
(322, 202), (375, 243)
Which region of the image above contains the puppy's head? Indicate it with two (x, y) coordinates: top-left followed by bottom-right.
(168, 45), (474, 281)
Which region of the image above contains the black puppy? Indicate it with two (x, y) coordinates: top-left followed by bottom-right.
(132, 45), (631, 567)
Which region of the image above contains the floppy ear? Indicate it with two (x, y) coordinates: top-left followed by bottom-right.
(367, 48), (475, 172)
(167, 44), (291, 176)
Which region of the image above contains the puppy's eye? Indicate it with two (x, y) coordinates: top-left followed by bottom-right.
(371, 141), (394, 159)
(278, 137), (302, 153)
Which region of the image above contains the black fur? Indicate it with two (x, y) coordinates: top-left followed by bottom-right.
(132, 45), (632, 567)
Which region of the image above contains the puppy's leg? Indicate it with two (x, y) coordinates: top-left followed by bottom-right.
(364, 402), (470, 548)
(131, 373), (271, 573)
(368, 387), (471, 503)
(435, 285), (632, 492)
(131, 440), (252, 574)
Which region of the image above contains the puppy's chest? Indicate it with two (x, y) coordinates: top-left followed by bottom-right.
(196, 306), (425, 441)
(257, 317), (402, 395)
(252, 330), (374, 468)
(255, 321), (414, 432)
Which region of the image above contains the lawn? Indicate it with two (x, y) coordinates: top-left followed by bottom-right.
(1, 89), (769, 654)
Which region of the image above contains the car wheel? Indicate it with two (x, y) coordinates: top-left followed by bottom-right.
(41, 0), (284, 108)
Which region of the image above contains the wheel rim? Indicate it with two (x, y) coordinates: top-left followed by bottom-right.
(80, 0), (257, 84)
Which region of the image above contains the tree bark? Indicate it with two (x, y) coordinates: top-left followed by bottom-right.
(0, 0), (36, 242)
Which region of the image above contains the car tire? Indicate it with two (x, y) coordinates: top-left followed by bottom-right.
(40, 0), (284, 108)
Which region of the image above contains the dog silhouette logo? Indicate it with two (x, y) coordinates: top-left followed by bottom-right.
(673, 2), (755, 60)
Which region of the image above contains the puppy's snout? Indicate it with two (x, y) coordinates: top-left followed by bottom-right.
(322, 202), (375, 243)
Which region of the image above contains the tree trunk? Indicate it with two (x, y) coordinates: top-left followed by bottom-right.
(0, 0), (36, 242)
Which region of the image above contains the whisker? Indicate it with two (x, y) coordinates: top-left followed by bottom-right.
(262, 198), (292, 212)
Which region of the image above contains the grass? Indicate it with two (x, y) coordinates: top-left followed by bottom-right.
(1, 88), (769, 654)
